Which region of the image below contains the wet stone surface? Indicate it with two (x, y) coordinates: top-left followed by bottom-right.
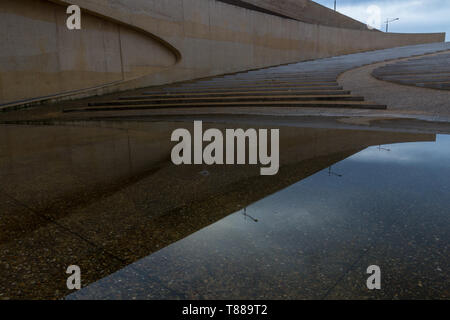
(0, 120), (448, 299)
(67, 130), (449, 300)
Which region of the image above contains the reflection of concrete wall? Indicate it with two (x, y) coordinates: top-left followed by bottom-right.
(0, 0), (445, 106)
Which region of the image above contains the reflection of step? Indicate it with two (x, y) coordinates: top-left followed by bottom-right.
(372, 51), (450, 90)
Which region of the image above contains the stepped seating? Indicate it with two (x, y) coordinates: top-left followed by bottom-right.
(372, 52), (450, 90)
(64, 66), (387, 114)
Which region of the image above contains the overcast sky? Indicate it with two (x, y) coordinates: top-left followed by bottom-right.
(314, 0), (449, 40)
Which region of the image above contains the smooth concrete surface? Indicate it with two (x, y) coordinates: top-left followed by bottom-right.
(0, 0), (445, 107)
(0, 0), (178, 106)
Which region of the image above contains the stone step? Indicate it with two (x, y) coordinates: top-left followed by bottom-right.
(175, 82), (340, 89)
(388, 79), (450, 84)
(373, 69), (450, 77)
(90, 95), (364, 106)
(217, 76), (340, 81)
(182, 79), (340, 86)
(65, 101), (386, 113)
(143, 88), (348, 94)
(372, 51), (450, 91)
(232, 70), (345, 77)
(130, 88), (346, 99)
(416, 83), (450, 90)
(200, 74), (341, 80)
(377, 73), (450, 80)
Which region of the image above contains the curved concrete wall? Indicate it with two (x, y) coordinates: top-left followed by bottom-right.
(0, 0), (445, 106)
(0, 0), (179, 105)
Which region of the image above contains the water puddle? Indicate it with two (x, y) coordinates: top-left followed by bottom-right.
(21, 123), (442, 300)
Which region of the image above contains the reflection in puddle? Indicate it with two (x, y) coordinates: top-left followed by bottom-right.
(0, 122), (448, 299)
(69, 134), (450, 300)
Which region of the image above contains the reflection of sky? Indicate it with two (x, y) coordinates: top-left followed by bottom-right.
(348, 134), (450, 166)
(204, 134), (450, 238)
(143, 130), (450, 279)
(74, 133), (450, 299)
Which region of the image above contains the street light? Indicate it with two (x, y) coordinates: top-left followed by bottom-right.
(334, 0), (337, 11)
(385, 18), (399, 32)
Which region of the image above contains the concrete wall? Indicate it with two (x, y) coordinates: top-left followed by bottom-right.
(0, 0), (445, 106)
(230, 0), (371, 30)
(0, 0), (179, 105)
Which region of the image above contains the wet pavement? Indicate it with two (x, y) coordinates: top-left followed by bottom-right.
(68, 132), (450, 300)
(0, 120), (448, 300)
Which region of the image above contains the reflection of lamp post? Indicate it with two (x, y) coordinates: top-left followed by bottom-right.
(243, 208), (259, 223)
(385, 18), (399, 32)
(378, 145), (391, 152)
(328, 166), (343, 177)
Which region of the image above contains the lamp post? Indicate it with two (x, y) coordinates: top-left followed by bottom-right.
(334, 0), (337, 11)
(385, 18), (399, 32)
